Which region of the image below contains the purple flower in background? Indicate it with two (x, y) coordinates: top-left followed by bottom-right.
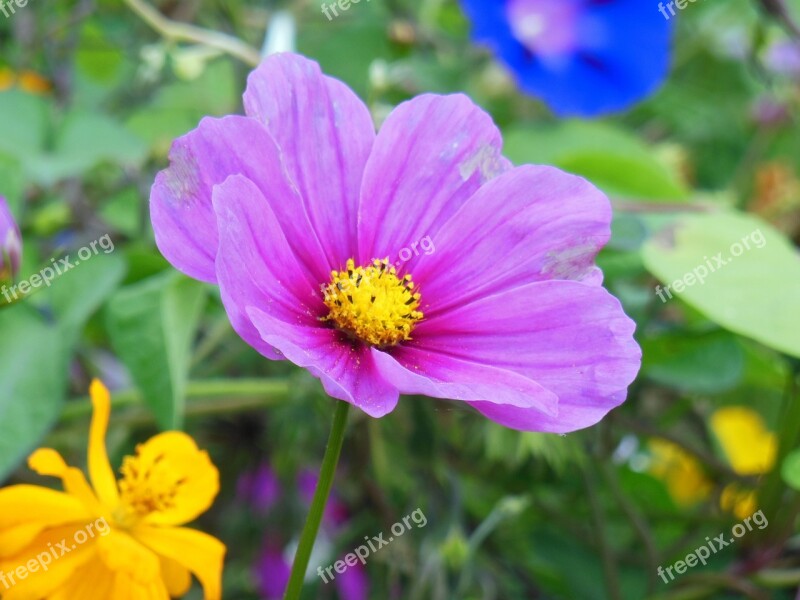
(238, 463), (282, 513)
(150, 52), (641, 433)
(0, 196), (21, 280)
(246, 466), (368, 600)
(765, 41), (800, 79)
(458, 0), (672, 116)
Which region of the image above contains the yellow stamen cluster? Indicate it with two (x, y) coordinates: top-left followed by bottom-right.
(118, 448), (186, 519)
(321, 258), (423, 348)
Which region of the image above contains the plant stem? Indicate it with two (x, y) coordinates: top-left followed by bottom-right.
(122, 0), (261, 66)
(60, 378), (290, 422)
(283, 401), (351, 600)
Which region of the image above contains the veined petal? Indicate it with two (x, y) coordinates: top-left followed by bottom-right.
(88, 379), (121, 511)
(134, 525), (226, 600)
(160, 555), (192, 597)
(358, 94), (508, 262)
(28, 449), (106, 517)
(247, 307), (400, 418)
(243, 52), (375, 268)
(416, 280), (640, 432)
(410, 165), (610, 315)
(50, 556), (116, 600)
(0, 485), (93, 556)
(0, 524), (97, 599)
(150, 115), (330, 285)
(213, 174), (324, 360)
(96, 529), (162, 584)
(373, 347), (558, 414)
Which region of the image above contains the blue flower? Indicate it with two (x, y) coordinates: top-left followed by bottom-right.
(459, 0), (673, 116)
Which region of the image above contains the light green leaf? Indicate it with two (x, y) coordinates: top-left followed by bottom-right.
(781, 449), (800, 491)
(0, 307), (66, 482)
(106, 272), (206, 430)
(642, 331), (745, 394)
(50, 251), (127, 348)
(642, 212), (800, 358)
(503, 120), (689, 201)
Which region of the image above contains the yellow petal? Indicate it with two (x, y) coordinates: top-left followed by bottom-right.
(160, 556), (192, 597)
(89, 379), (122, 510)
(721, 484), (759, 520)
(0, 485), (93, 556)
(0, 524), (97, 600)
(96, 529), (161, 584)
(50, 556), (116, 600)
(28, 449), (106, 518)
(125, 432), (219, 526)
(134, 525), (226, 600)
(648, 439), (712, 506)
(711, 407), (777, 475)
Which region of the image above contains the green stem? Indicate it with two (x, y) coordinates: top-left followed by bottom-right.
(60, 378), (290, 422)
(283, 401), (350, 600)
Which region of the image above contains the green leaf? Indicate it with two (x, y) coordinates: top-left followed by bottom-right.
(55, 111), (148, 170)
(50, 250), (127, 348)
(642, 331), (745, 394)
(106, 272), (207, 430)
(503, 121), (689, 201)
(781, 449), (800, 491)
(0, 90), (49, 157)
(0, 307), (66, 482)
(642, 211), (800, 358)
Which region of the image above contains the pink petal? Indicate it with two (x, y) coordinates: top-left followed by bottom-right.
(244, 53), (375, 268)
(358, 94), (509, 262)
(373, 347), (558, 414)
(150, 115), (330, 284)
(213, 175), (323, 360)
(247, 307), (400, 418)
(416, 280), (640, 433)
(411, 165), (611, 314)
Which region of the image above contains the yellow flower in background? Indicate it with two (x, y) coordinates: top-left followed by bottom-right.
(710, 407), (777, 476)
(0, 67), (52, 94)
(711, 407), (776, 519)
(0, 380), (225, 599)
(648, 439), (712, 506)
(649, 406), (776, 518)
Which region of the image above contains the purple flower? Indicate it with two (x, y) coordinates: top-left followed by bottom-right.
(765, 41), (800, 79)
(256, 545), (292, 600)
(250, 466), (369, 600)
(150, 52), (641, 433)
(0, 196), (21, 280)
(458, 0), (672, 116)
(238, 464), (282, 513)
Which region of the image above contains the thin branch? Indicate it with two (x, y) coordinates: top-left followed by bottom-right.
(122, 0), (261, 66)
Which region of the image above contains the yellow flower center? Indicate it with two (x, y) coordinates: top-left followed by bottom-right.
(321, 258), (423, 348)
(116, 446), (186, 525)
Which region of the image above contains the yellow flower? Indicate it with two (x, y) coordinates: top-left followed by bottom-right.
(0, 380), (225, 599)
(0, 68), (52, 95)
(711, 406), (776, 519)
(648, 439), (712, 506)
(648, 407), (777, 518)
(710, 407), (776, 476)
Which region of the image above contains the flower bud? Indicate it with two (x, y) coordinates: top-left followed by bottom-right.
(0, 196), (21, 280)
